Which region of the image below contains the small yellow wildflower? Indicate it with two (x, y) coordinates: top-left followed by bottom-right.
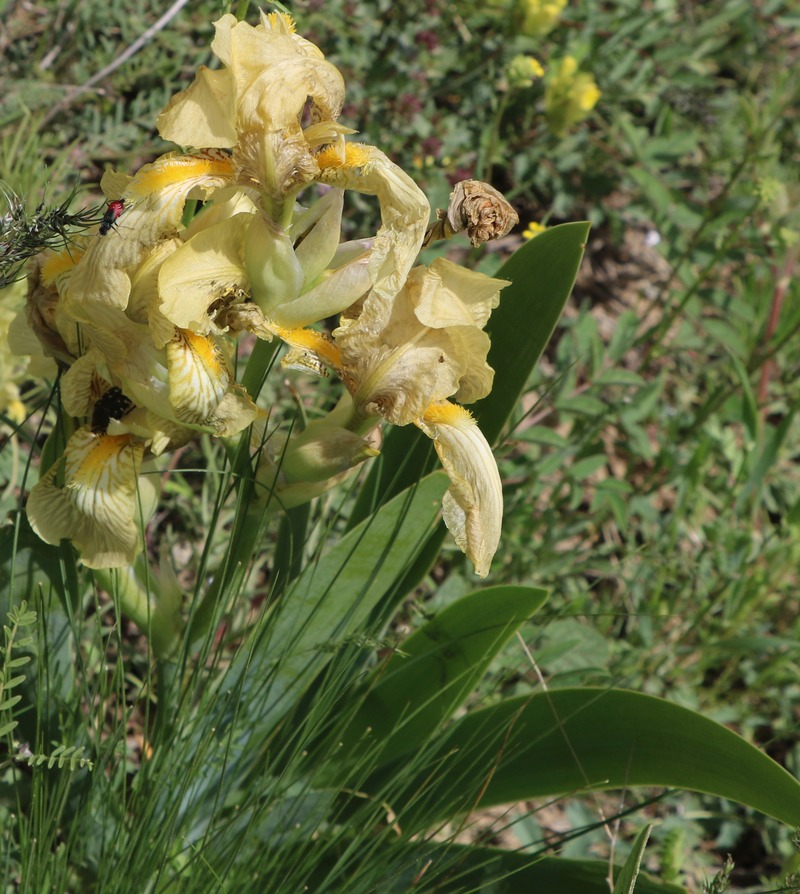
(507, 55), (544, 91)
(518, 0), (567, 38)
(523, 221), (547, 240)
(544, 55), (601, 136)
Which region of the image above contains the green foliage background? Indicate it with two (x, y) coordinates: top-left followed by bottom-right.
(1, 1), (800, 892)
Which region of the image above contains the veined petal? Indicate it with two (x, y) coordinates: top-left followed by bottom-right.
(160, 13), (344, 166)
(59, 350), (112, 418)
(448, 327), (494, 406)
(271, 325), (342, 372)
(128, 240), (184, 349)
(334, 254), (507, 421)
(158, 213), (251, 333)
(182, 191), (258, 237)
(72, 308), (177, 424)
(21, 253), (83, 365)
(166, 329), (231, 424)
(335, 264), (465, 424)
(7, 309), (58, 380)
(206, 388), (261, 438)
(27, 429), (149, 569)
(410, 258), (507, 404)
(417, 402), (502, 578)
(414, 258), (506, 331)
(156, 65), (238, 148)
(162, 328), (257, 437)
(100, 169), (134, 202)
(227, 13), (344, 130)
(127, 150), (235, 205)
(65, 151), (236, 316)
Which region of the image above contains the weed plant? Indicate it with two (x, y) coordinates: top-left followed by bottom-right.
(1, 2), (800, 893)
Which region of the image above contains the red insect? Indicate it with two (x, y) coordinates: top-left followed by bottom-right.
(99, 199), (125, 236)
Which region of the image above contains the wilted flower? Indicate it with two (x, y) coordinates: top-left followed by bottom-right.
(13, 11), (517, 576)
(424, 180), (519, 248)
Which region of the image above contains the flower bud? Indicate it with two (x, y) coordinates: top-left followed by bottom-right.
(507, 55), (544, 91)
(245, 213), (304, 314)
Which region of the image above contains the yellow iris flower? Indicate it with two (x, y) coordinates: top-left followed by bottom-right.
(16, 12), (514, 577)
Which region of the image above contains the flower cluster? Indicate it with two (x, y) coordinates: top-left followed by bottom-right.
(506, 55), (545, 91)
(12, 13), (518, 576)
(517, 0), (568, 39)
(544, 55), (601, 136)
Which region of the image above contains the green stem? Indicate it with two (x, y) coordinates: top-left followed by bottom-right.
(232, 0), (251, 20)
(272, 503), (310, 596)
(186, 347), (279, 648)
(185, 487), (268, 649)
(94, 565), (182, 660)
(240, 338), (280, 401)
(477, 92), (509, 184)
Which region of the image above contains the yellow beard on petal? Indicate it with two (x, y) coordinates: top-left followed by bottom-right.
(69, 434), (137, 511)
(27, 428), (147, 569)
(129, 151), (235, 198)
(421, 401), (474, 427)
(316, 142), (372, 172)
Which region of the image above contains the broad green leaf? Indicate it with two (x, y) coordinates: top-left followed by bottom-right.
(331, 585), (548, 770)
(370, 688), (800, 831)
(613, 825), (654, 894)
(424, 842), (685, 894)
(230, 472), (448, 731)
(348, 223), (590, 528)
(475, 221), (591, 444)
(158, 473), (450, 834)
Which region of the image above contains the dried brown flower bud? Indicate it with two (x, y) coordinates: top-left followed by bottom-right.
(424, 180), (519, 248)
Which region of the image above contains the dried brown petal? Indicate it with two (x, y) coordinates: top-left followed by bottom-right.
(424, 180), (519, 247)
(447, 180), (520, 246)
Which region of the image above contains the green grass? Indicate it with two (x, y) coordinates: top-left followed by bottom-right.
(1, 1), (800, 892)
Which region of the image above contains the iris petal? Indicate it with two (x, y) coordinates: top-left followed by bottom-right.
(27, 429), (151, 569)
(417, 403), (503, 578)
